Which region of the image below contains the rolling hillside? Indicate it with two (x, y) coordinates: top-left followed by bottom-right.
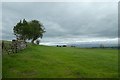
(2, 44), (118, 78)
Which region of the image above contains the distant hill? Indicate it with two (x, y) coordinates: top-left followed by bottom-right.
(67, 43), (118, 48)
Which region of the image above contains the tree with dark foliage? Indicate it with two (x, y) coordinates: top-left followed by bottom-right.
(13, 19), (45, 44)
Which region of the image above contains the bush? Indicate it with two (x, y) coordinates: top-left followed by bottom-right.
(36, 40), (40, 45)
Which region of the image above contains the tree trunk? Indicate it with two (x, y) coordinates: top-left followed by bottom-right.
(31, 39), (35, 44)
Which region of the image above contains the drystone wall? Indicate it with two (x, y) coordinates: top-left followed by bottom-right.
(2, 40), (27, 54)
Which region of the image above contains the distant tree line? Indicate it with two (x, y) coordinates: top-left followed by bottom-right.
(56, 44), (119, 49)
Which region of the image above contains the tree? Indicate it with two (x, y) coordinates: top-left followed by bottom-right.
(13, 19), (29, 41)
(28, 20), (45, 43)
(13, 19), (45, 43)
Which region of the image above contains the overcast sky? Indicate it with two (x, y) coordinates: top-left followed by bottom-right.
(2, 2), (118, 45)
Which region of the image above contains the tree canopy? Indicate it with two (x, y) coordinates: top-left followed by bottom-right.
(13, 19), (45, 43)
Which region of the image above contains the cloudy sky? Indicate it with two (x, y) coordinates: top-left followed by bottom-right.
(2, 2), (118, 45)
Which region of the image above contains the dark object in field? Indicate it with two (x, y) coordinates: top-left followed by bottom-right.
(63, 45), (67, 47)
(56, 45), (67, 47)
(56, 45), (61, 47)
(71, 46), (75, 47)
(36, 40), (40, 45)
(2, 41), (4, 49)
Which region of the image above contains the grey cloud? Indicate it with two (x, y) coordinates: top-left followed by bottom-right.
(2, 2), (118, 44)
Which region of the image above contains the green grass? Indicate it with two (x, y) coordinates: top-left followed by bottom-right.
(2, 44), (118, 78)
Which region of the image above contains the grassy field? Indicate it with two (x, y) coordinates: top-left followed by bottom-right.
(2, 44), (118, 78)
